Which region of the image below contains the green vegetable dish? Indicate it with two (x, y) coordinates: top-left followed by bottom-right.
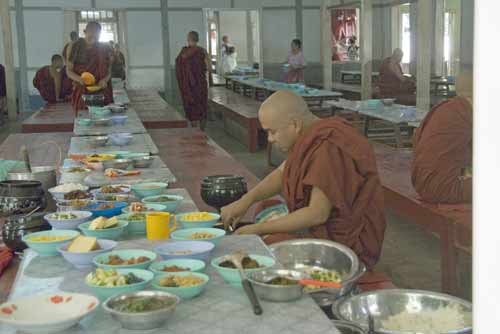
(309, 269), (342, 283)
(144, 196), (176, 203)
(48, 213), (78, 220)
(112, 297), (176, 313)
(123, 213), (146, 221)
(86, 268), (144, 287)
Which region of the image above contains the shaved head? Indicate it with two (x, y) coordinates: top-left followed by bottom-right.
(456, 70), (473, 100)
(392, 48), (404, 63)
(259, 90), (317, 152)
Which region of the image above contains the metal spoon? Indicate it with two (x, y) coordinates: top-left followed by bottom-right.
(221, 250), (262, 315)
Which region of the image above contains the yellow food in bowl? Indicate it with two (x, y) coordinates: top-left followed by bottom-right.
(181, 212), (215, 222)
(159, 275), (204, 287)
(188, 232), (216, 240)
(29, 236), (71, 242)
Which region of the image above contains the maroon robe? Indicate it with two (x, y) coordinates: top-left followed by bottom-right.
(175, 46), (208, 122)
(378, 57), (416, 105)
(33, 66), (72, 103)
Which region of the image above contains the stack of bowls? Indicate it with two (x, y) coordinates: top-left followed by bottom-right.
(200, 175), (247, 212)
(82, 94), (105, 107)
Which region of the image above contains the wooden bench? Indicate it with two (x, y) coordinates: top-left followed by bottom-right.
(372, 142), (471, 295)
(209, 87), (264, 152)
(22, 103), (74, 133)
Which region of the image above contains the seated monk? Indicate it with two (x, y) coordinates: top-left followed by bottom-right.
(220, 90), (387, 269)
(411, 71), (473, 204)
(32, 55), (72, 104)
(378, 48), (416, 105)
(66, 21), (113, 114)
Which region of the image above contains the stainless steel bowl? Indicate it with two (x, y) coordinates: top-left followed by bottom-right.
(102, 290), (180, 330)
(82, 94), (105, 107)
(247, 269), (304, 302)
(381, 98), (395, 106)
(94, 118), (111, 127)
(132, 156), (154, 168)
(332, 289), (473, 334)
(331, 321), (367, 334)
(270, 239), (361, 302)
(102, 159), (131, 170)
(86, 136), (108, 147)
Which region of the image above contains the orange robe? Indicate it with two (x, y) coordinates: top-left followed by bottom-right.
(267, 117), (386, 269)
(378, 57), (415, 105)
(32, 66), (72, 103)
(411, 96), (472, 204)
(70, 42), (113, 113)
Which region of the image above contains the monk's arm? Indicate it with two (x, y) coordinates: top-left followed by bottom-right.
(242, 186), (332, 235)
(65, 44), (85, 85)
(241, 162), (285, 206)
(54, 73), (62, 101)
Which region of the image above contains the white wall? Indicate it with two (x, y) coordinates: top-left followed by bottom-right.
(219, 11), (248, 63)
(302, 8), (321, 63)
(263, 9), (296, 63)
(168, 10), (205, 66)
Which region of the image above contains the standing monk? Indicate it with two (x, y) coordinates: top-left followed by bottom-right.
(220, 91), (386, 269)
(175, 31), (211, 130)
(66, 22), (113, 114)
(378, 48), (416, 105)
(62, 31), (78, 63)
(32, 55), (72, 104)
(411, 71), (473, 204)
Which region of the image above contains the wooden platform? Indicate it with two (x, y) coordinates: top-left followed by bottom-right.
(373, 142), (472, 295)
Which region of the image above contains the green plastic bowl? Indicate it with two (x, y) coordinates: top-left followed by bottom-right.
(116, 213), (146, 235)
(121, 203), (167, 214)
(89, 107), (111, 117)
(152, 272), (209, 299)
(77, 118), (92, 126)
(93, 249), (157, 270)
(176, 212), (221, 229)
(211, 254), (276, 287)
(170, 228), (226, 246)
(22, 230), (80, 257)
(141, 195), (184, 213)
(86, 268), (154, 300)
(78, 221), (129, 240)
(149, 259), (206, 275)
(131, 182), (168, 198)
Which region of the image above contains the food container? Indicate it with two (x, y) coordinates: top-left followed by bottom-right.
(108, 105), (126, 113)
(93, 249), (157, 270)
(102, 290), (179, 330)
(78, 220), (128, 240)
(48, 184), (89, 201)
(149, 259), (206, 275)
(94, 118), (112, 127)
(86, 136), (109, 148)
(86, 269), (154, 300)
(58, 239), (117, 269)
(176, 211), (220, 229)
(82, 94), (105, 107)
(154, 241), (214, 261)
(44, 210), (93, 230)
(247, 269), (304, 302)
(131, 156), (154, 169)
(110, 116), (128, 126)
(200, 175), (247, 212)
(102, 159), (131, 170)
(0, 180), (47, 216)
(59, 167), (92, 184)
(151, 272), (209, 299)
(211, 254), (276, 287)
(131, 182), (168, 198)
(141, 195), (183, 212)
(170, 227), (226, 246)
(109, 133), (133, 146)
(84, 201), (128, 218)
(22, 229), (80, 256)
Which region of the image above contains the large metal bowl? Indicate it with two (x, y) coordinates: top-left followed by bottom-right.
(102, 159), (131, 170)
(94, 118), (111, 127)
(270, 239), (361, 303)
(82, 94), (105, 107)
(102, 290), (180, 330)
(332, 289), (473, 334)
(132, 156), (154, 168)
(86, 136), (109, 148)
(247, 269), (304, 302)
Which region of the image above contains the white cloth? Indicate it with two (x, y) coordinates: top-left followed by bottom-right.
(222, 53), (238, 74)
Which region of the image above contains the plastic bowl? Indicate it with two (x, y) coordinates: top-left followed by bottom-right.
(131, 182), (168, 198)
(78, 220), (129, 240)
(121, 203), (167, 214)
(176, 212), (220, 229)
(49, 185), (90, 201)
(109, 133), (133, 146)
(110, 115), (128, 126)
(77, 118), (93, 126)
(149, 259), (206, 275)
(84, 201), (128, 218)
(58, 239), (117, 269)
(44, 211), (93, 230)
(152, 272), (209, 299)
(22, 230), (80, 257)
(141, 195), (183, 213)
(211, 254), (276, 287)
(86, 268), (154, 300)
(89, 107), (111, 117)
(154, 241), (215, 261)
(116, 213), (147, 235)
(93, 249), (157, 270)
(170, 228), (226, 246)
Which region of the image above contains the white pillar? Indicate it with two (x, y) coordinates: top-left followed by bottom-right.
(409, 2), (417, 76)
(434, 0), (445, 76)
(320, 0), (332, 90)
(416, 0), (432, 114)
(258, 8), (264, 79)
(0, 0), (18, 120)
(360, 0), (373, 100)
(246, 11), (254, 66)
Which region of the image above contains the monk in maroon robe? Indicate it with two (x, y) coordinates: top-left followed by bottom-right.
(175, 31), (211, 130)
(66, 22), (113, 114)
(378, 48), (416, 105)
(220, 91), (386, 269)
(62, 31), (78, 63)
(33, 55), (72, 104)
(411, 72), (473, 204)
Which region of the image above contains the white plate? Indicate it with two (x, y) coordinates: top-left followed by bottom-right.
(0, 292), (99, 333)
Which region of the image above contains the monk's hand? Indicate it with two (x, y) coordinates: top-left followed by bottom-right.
(220, 197), (251, 231)
(234, 224), (259, 235)
(98, 79), (108, 89)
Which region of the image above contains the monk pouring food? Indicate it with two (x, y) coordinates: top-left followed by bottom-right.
(411, 71), (473, 204)
(378, 48), (416, 105)
(66, 21), (113, 114)
(220, 90), (387, 269)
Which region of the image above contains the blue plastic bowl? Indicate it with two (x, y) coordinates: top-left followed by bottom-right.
(93, 249), (157, 270)
(176, 212), (220, 229)
(58, 239), (117, 268)
(78, 220), (129, 240)
(86, 268), (154, 300)
(84, 201), (128, 218)
(44, 211), (93, 230)
(154, 241), (215, 261)
(149, 259), (206, 275)
(141, 195), (183, 213)
(131, 182), (168, 198)
(109, 133), (132, 146)
(22, 230), (80, 257)
(152, 272), (209, 299)
(110, 115), (128, 125)
(170, 228), (226, 246)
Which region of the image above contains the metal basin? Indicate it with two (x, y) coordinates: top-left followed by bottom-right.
(102, 159), (131, 170)
(332, 289), (473, 334)
(132, 156), (154, 168)
(87, 136), (109, 147)
(247, 269), (304, 302)
(103, 290), (180, 330)
(94, 118), (111, 127)
(270, 239), (361, 302)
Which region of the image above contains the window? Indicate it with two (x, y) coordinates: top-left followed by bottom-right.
(78, 10), (118, 43)
(401, 11), (411, 64)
